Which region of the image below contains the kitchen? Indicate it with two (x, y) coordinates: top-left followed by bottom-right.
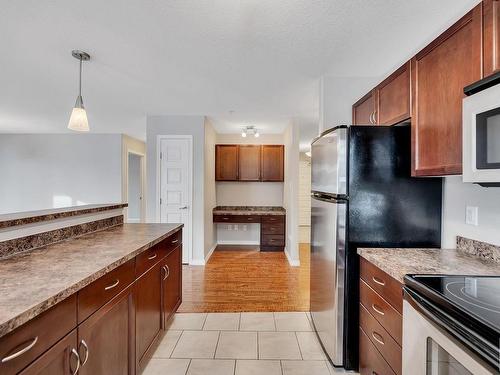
(1, 1), (500, 375)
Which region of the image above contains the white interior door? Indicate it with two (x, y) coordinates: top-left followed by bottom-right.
(159, 136), (192, 264)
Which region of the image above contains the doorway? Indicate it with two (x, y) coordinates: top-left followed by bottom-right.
(127, 152), (145, 223)
(157, 135), (193, 264)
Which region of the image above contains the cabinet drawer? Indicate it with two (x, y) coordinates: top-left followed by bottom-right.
(359, 327), (396, 375)
(213, 215), (260, 223)
(261, 215), (284, 224)
(163, 230), (182, 253)
(261, 222), (285, 235)
(0, 295), (77, 375)
(360, 257), (403, 313)
(360, 303), (401, 375)
(360, 279), (402, 345)
(137, 243), (167, 276)
(261, 234), (285, 247)
(78, 258), (135, 323)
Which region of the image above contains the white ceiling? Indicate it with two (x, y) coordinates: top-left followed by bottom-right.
(0, 0), (480, 141)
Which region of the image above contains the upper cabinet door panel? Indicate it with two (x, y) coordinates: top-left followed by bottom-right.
(353, 91), (376, 125)
(484, 0), (500, 77)
(376, 62), (411, 125)
(238, 145), (261, 181)
(412, 5), (482, 176)
(215, 145), (238, 181)
(261, 145), (284, 181)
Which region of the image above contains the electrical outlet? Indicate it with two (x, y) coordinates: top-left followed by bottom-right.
(465, 206), (479, 226)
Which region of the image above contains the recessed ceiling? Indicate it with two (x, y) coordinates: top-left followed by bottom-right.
(0, 0), (480, 140)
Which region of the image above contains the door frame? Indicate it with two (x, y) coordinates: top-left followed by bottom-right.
(156, 135), (193, 264)
(125, 150), (146, 223)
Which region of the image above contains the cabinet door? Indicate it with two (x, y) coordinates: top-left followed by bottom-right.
(484, 0), (500, 77)
(215, 145), (239, 181)
(238, 145), (261, 181)
(78, 285), (135, 375)
(162, 246), (182, 326)
(412, 5), (482, 176)
(19, 331), (78, 375)
(376, 62), (411, 125)
(353, 91), (376, 125)
(136, 262), (162, 364)
(261, 145), (284, 181)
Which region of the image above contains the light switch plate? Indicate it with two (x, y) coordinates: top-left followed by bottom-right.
(465, 206), (479, 226)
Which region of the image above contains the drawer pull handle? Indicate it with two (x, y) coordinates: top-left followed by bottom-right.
(247, 217), (253, 220)
(163, 265), (170, 280)
(148, 253), (158, 260)
(372, 276), (386, 286)
(70, 348), (81, 375)
(371, 304), (385, 316)
(104, 279), (120, 291)
(1, 336), (38, 363)
(223, 217), (229, 220)
(371, 331), (385, 345)
(171, 239), (179, 244)
(79, 339), (89, 366)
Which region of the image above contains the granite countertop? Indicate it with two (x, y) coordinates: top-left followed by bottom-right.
(0, 203), (128, 229)
(358, 247), (500, 284)
(213, 206), (286, 216)
(0, 223), (182, 338)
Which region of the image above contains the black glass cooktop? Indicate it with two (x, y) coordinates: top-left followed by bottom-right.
(404, 275), (500, 370)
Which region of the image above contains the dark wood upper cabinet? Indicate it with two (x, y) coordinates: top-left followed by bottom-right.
(162, 246), (182, 326)
(238, 145), (261, 181)
(215, 145), (238, 181)
(376, 62), (411, 125)
(261, 145), (284, 181)
(353, 91), (376, 125)
(484, 0), (500, 77)
(78, 286), (135, 375)
(411, 5), (482, 176)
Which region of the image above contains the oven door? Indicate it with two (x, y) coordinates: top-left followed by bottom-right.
(403, 292), (496, 375)
(463, 83), (500, 185)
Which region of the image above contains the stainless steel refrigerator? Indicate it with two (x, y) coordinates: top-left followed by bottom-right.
(310, 124), (442, 371)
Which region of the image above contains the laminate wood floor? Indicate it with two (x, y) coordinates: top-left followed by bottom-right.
(178, 244), (310, 313)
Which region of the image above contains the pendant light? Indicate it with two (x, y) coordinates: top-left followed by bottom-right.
(68, 50), (91, 132)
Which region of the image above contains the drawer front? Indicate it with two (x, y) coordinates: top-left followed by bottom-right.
(360, 279), (402, 345)
(261, 222), (285, 235)
(359, 327), (396, 375)
(213, 215), (261, 223)
(78, 258), (135, 323)
(261, 234), (285, 247)
(360, 257), (403, 313)
(261, 215), (285, 224)
(360, 303), (401, 375)
(163, 230), (182, 253)
(136, 243), (167, 276)
(0, 295), (77, 375)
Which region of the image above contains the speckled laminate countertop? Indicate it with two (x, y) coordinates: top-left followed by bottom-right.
(213, 206), (286, 216)
(0, 223), (182, 338)
(357, 248), (500, 284)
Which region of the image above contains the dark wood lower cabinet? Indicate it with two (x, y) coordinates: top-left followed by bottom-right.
(162, 246), (182, 326)
(19, 331), (78, 375)
(77, 285), (136, 375)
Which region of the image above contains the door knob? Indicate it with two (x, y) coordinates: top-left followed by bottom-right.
(179, 206), (188, 210)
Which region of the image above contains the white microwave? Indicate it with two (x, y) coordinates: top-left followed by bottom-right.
(463, 73), (500, 187)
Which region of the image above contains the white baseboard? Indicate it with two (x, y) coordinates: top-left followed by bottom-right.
(205, 243), (217, 263)
(190, 258), (206, 266)
(216, 240), (260, 246)
(285, 247), (300, 267)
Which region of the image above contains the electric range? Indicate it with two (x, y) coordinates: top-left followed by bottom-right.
(403, 275), (500, 373)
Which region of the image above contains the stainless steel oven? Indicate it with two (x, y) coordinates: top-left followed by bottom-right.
(463, 72), (500, 186)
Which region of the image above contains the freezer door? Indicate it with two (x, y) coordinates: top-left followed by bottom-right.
(310, 193), (346, 366)
(311, 127), (348, 196)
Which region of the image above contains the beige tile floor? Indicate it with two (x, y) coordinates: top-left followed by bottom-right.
(143, 312), (359, 375)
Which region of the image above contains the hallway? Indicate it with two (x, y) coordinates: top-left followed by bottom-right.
(178, 245), (310, 313)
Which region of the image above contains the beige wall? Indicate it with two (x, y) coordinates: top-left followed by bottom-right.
(121, 134), (146, 222)
(216, 133), (284, 145)
(204, 118), (218, 257)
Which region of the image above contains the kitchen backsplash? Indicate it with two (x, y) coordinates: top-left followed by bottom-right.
(457, 236), (500, 263)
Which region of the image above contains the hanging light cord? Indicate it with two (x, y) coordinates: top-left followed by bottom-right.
(79, 57), (82, 97)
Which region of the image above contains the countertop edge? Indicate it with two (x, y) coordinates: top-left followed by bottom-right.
(0, 224), (182, 339)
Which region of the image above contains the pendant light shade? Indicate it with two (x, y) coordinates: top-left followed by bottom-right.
(68, 50), (90, 132)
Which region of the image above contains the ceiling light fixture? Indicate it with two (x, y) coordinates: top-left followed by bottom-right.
(241, 126), (259, 138)
(68, 50), (91, 132)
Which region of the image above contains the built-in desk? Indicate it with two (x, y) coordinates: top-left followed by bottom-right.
(213, 206), (286, 251)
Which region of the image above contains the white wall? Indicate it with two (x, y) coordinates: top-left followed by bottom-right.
(0, 134), (122, 214)
(204, 118), (217, 257)
(442, 176), (500, 247)
(127, 153), (141, 222)
(146, 115), (206, 264)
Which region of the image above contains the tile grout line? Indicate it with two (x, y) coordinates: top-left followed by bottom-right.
(170, 330), (185, 358)
(238, 312), (241, 331)
(213, 330), (221, 359)
(184, 358), (192, 375)
(256, 330), (259, 360)
(280, 359), (284, 375)
(294, 331), (304, 360)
